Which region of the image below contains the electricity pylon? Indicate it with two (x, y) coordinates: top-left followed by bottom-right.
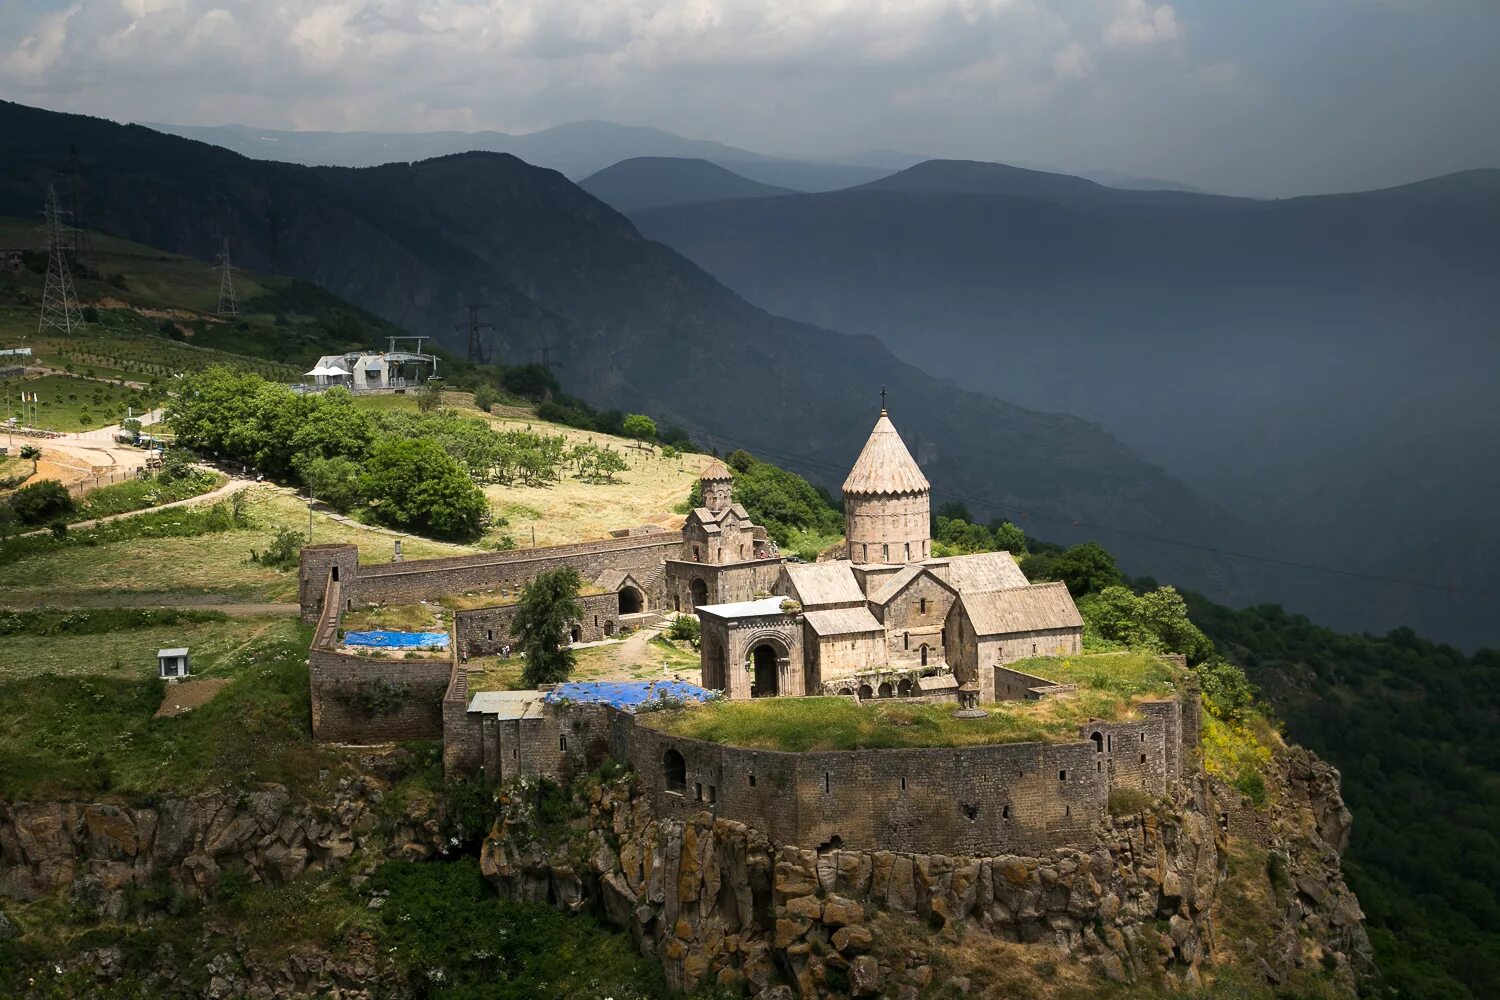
(38, 185), (81, 335)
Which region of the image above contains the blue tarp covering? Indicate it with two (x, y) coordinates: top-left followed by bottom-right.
(543, 680), (713, 711)
(343, 630), (449, 649)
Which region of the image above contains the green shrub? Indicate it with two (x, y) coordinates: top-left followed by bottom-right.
(367, 859), (669, 998)
(666, 615), (700, 642)
(9, 480), (75, 525)
(249, 526), (302, 571)
(472, 385), (501, 413)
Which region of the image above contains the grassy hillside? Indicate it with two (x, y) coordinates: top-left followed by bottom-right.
(0, 215), (394, 383)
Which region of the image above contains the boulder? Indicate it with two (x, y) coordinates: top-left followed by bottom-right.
(849, 955), (881, 996)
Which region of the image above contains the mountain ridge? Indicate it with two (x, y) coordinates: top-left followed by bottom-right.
(0, 100), (1253, 607)
(627, 160), (1500, 647)
(579, 157), (796, 213)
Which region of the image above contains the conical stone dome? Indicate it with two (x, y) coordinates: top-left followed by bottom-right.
(842, 409), (931, 565)
(700, 458), (734, 482)
(842, 411), (930, 496)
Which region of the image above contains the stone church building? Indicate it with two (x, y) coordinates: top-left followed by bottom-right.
(696, 408), (1083, 703)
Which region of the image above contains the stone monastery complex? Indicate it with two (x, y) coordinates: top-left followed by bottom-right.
(299, 408), (1198, 855)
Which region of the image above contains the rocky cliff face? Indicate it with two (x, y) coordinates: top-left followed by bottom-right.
(0, 748), (1369, 998)
(0, 775), (443, 998)
(481, 749), (1371, 998)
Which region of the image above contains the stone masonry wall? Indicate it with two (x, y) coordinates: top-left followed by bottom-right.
(454, 591), (620, 658)
(351, 535), (683, 609)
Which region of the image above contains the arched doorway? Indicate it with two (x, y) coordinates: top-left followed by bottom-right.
(897, 678), (912, 698)
(619, 587), (644, 615)
(663, 748), (686, 792)
(858, 683), (874, 701)
(1090, 731), (1104, 754)
(570, 624), (582, 644)
(878, 682), (893, 698)
(604, 620), (615, 637)
(751, 644), (780, 698)
(689, 578), (708, 609)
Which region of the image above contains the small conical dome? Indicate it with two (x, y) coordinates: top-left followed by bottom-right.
(701, 458), (734, 482)
(842, 411), (930, 496)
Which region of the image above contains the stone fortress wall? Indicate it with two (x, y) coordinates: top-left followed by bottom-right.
(300, 529), (685, 743)
(306, 573), (456, 743)
(441, 683), (1198, 856)
(298, 533), (686, 624)
(300, 537), (1198, 855)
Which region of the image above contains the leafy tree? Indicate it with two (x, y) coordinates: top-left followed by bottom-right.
(991, 520), (1027, 554)
(934, 516), (993, 554)
(297, 455), (364, 511)
(622, 413), (657, 440)
(513, 567), (583, 687)
(288, 387), (374, 464)
(18, 444), (40, 475)
(9, 480), (74, 525)
(591, 447), (628, 482)
(415, 381), (443, 413)
(1050, 541), (1123, 597)
(1078, 584), (1213, 664)
(473, 385), (501, 413)
(359, 438), (489, 540)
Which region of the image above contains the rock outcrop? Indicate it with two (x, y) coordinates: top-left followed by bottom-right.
(0, 776), (443, 920)
(482, 750), (1371, 998)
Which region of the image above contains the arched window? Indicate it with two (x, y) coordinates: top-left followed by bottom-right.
(903, 632), (910, 650)
(882, 543), (890, 561)
(1091, 731), (1104, 754)
(663, 748), (687, 792)
(918, 597), (927, 614)
(919, 645), (929, 666)
(905, 542), (911, 560)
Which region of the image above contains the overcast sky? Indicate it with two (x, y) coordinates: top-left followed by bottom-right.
(3, 0), (1497, 197)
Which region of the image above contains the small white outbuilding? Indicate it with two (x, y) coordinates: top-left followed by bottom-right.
(157, 648), (190, 680)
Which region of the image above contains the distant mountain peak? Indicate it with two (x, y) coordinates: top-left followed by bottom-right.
(580, 156), (795, 213)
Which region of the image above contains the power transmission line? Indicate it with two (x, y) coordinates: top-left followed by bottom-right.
(683, 424), (1487, 599)
(38, 185), (81, 336)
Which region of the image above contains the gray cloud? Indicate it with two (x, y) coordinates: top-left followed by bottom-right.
(2, 0), (1496, 196)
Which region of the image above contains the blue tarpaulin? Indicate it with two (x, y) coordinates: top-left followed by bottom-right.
(343, 630), (450, 649)
(543, 680), (713, 711)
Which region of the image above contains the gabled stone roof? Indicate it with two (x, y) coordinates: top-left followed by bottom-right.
(938, 551), (1030, 594)
(868, 563), (957, 607)
(959, 582), (1083, 636)
(841, 411), (930, 496)
(783, 561), (865, 609)
(803, 607), (884, 637)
